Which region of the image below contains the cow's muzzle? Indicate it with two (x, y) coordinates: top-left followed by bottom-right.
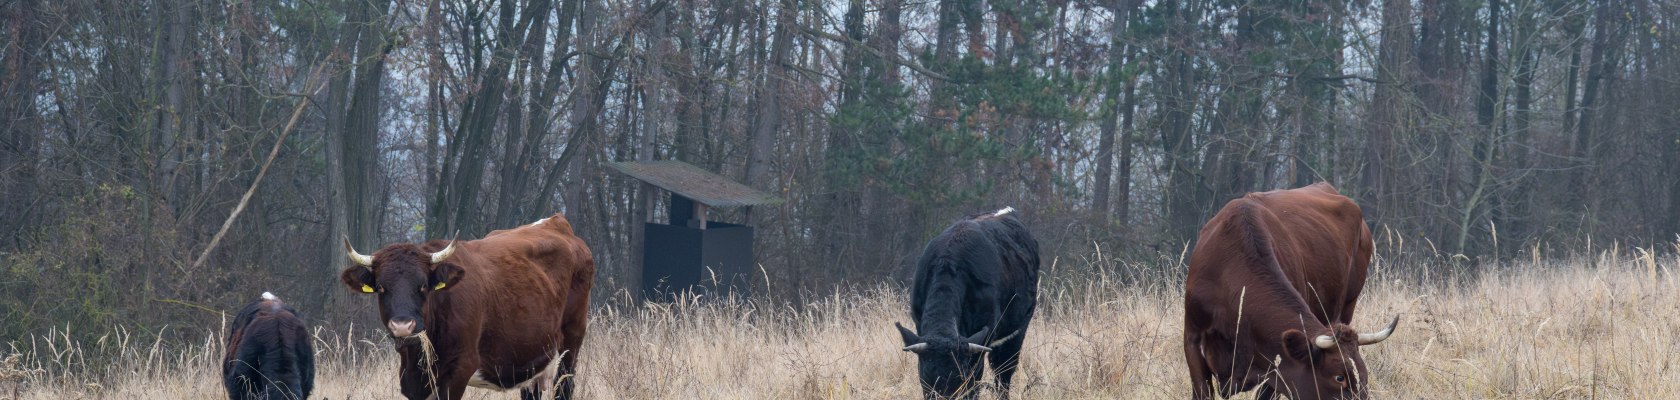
(387, 317), (421, 338)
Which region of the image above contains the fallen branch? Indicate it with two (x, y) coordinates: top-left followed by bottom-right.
(188, 65), (329, 272)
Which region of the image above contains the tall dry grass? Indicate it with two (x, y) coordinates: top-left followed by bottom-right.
(6, 243), (1680, 399)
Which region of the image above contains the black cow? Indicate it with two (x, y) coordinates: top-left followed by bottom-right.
(224, 292), (314, 400)
(895, 207), (1040, 399)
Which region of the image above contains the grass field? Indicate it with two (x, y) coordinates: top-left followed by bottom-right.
(6, 245), (1679, 399)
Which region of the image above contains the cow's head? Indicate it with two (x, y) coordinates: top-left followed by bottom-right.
(1274, 316), (1398, 400)
(895, 322), (1001, 399)
(339, 238), (463, 339)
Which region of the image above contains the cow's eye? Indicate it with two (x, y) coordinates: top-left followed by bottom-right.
(1333, 375), (1346, 383)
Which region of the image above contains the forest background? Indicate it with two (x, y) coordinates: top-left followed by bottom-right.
(0, 0), (1676, 347)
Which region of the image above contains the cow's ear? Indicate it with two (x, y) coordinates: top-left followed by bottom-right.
(430, 263), (464, 291)
(895, 322), (922, 347)
(1281, 329), (1314, 361)
(340, 267), (376, 294)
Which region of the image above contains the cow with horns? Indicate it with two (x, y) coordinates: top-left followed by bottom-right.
(895, 207), (1040, 399)
(224, 291), (314, 400)
(1182, 182), (1398, 400)
(341, 213), (595, 400)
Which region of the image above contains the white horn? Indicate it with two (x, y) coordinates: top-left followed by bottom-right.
(429, 240), (457, 264)
(902, 343), (929, 353)
(343, 236), (373, 266)
(1358, 315), (1400, 345)
(966, 343), (993, 353)
(1314, 335), (1336, 349)
(987, 329), (1021, 348)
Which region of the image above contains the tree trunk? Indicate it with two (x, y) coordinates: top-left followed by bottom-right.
(744, 0), (795, 224)
(1461, 0), (1500, 254)
(1357, 0), (1411, 225)
(1114, 66), (1139, 228)
(534, 0), (613, 216)
(1570, 0), (1618, 214)
(152, 0), (193, 220)
(494, 0), (558, 228)
(1092, 0), (1134, 221)
(1161, 0), (1202, 241)
(1506, 0), (1539, 252)
(0, 0), (46, 249)
(342, 0), (395, 246)
(439, 0), (547, 237)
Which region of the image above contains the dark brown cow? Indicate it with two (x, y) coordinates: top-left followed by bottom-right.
(224, 292), (314, 400)
(1182, 182), (1397, 400)
(341, 213), (594, 400)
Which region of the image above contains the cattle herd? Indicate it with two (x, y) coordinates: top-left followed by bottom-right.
(221, 182), (1397, 399)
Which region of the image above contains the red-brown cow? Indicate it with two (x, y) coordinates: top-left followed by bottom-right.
(341, 213), (594, 400)
(1182, 183), (1397, 400)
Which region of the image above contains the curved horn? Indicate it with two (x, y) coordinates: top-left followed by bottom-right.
(966, 343), (992, 353)
(343, 236), (373, 266)
(903, 343), (929, 353)
(1314, 335), (1336, 349)
(987, 329), (1021, 348)
(429, 240), (457, 264)
(429, 231), (460, 264)
(1357, 315), (1400, 345)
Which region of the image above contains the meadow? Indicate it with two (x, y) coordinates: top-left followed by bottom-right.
(6, 242), (1679, 399)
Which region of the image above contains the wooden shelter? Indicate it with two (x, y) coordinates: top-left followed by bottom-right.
(606, 160), (781, 299)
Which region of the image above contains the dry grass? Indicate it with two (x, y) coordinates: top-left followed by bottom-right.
(8, 246), (1680, 399)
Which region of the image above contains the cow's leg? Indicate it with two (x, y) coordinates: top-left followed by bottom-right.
(1184, 333), (1216, 400)
(434, 363), (477, 400)
(521, 387), (543, 400)
(398, 356), (476, 400)
(985, 331), (1025, 400)
(553, 289), (591, 399)
(1253, 383), (1278, 400)
(397, 352), (437, 400)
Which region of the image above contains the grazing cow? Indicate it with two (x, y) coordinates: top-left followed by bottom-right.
(224, 292), (314, 400)
(340, 213), (594, 400)
(1182, 182), (1398, 400)
(895, 207), (1040, 399)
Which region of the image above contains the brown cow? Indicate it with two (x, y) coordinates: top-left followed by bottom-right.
(1182, 182), (1397, 400)
(340, 213), (594, 400)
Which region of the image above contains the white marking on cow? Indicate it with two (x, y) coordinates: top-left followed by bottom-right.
(261, 292), (278, 301)
(530, 217), (550, 227)
(467, 370), (496, 389)
(992, 206), (1016, 217)
(462, 349), (566, 391)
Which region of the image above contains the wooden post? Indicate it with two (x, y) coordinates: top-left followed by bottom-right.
(694, 202), (708, 230)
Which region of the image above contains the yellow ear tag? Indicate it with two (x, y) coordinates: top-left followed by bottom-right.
(360, 284), (375, 293)
(433, 282), (447, 290)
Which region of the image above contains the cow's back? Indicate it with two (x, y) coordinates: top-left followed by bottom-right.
(909, 212), (1039, 335)
(224, 302), (313, 400)
(1188, 182), (1370, 326)
(1244, 183), (1369, 324)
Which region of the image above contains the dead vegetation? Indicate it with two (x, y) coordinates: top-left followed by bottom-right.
(8, 246), (1680, 399)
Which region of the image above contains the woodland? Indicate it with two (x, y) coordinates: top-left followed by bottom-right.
(0, 0), (1676, 344)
